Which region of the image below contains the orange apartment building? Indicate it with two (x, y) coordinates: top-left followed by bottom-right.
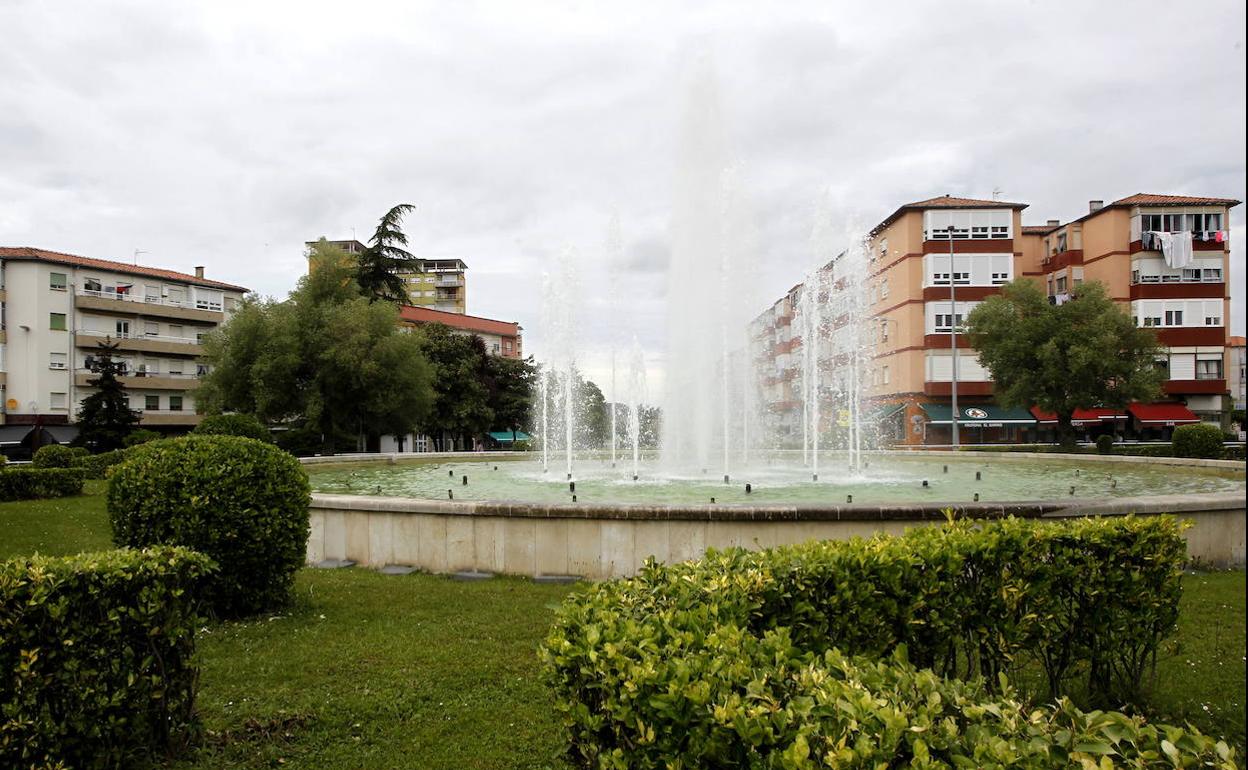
(753, 192), (1238, 446)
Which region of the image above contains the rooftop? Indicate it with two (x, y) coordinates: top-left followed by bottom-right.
(870, 194), (1028, 236)
(399, 305), (519, 337)
(1111, 193), (1243, 207)
(0, 246), (249, 292)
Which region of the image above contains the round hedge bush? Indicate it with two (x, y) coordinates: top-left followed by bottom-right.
(32, 444), (79, 468)
(107, 435), (311, 617)
(1171, 422), (1225, 459)
(123, 429), (163, 448)
(1095, 434), (1115, 454)
(193, 413), (272, 443)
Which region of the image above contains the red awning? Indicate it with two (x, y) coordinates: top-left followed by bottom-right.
(1029, 407), (1130, 426)
(1127, 402), (1200, 426)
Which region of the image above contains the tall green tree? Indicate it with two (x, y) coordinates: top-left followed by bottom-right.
(199, 242), (435, 454)
(965, 280), (1162, 446)
(76, 340), (140, 451)
(415, 324), (494, 449)
(357, 203), (417, 303)
(489, 355), (537, 441)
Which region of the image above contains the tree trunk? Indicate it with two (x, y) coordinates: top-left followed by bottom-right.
(1056, 413), (1077, 449)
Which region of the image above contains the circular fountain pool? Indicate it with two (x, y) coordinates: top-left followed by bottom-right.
(305, 452), (1244, 505)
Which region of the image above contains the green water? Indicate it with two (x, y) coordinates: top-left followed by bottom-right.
(305, 453), (1244, 506)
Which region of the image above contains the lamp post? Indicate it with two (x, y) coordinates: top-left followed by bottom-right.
(946, 225), (960, 448)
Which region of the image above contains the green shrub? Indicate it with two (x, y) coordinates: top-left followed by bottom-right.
(541, 517), (1200, 766)
(107, 435), (311, 617)
(0, 547), (215, 769)
(72, 448), (130, 479)
(31, 444), (78, 468)
(123, 428), (163, 447)
(1095, 434), (1114, 454)
(0, 453), (7, 467)
(1172, 422), (1226, 459)
(193, 413), (272, 443)
(0, 467), (86, 501)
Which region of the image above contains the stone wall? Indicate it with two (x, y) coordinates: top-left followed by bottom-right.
(307, 490), (1247, 578)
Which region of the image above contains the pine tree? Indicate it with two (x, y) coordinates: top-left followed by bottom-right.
(357, 203), (417, 303)
(76, 340), (140, 451)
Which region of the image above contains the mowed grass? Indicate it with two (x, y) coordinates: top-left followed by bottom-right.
(1, 486), (1244, 765)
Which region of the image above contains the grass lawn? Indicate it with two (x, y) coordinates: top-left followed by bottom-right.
(2, 487), (1244, 767)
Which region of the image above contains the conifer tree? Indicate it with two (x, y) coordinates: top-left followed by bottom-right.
(76, 339), (140, 451)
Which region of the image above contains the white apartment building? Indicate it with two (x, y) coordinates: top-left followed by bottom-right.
(0, 247), (248, 430)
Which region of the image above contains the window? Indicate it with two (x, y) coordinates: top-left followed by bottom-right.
(49, 313), (67, 331)
(1141, 315), (1161, 327)
(115, 320), (130, 337)
(934, 313), (965, 331)
(1131, 269), (1141, 284)
(1181, 268), (1201, 281)
(991, 271), (1009, 285)
(145, 285), (161, 302)
(1203, 268), (1222, 282)
(881, 279), (890, 299)
(1056, 233), (1068, 252)
(49, 272), (67, 290)
(145, 395), (160, 411)
(169, 396), (183, 411)
(880, 319), (890, 342)
(168, 360), (183, 375)
(1154, 358), (1170, 377)
(1164, 309), (1183, 326)
(50, 392), (67, 410)
(196, 332), (207, 344)
(84, 277), (102, 293)
(1205, 313), (1222, 326)
(1055, 277), (1067, 293)
(144, 322), (159, 337)
(882, 365), (890, 384)
(168, 324), (183, 338)
(49, 352), (68, 370)
(1196, 359), (1223, 380)
(196, 363), (210, 377)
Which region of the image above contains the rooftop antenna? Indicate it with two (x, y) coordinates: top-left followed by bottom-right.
(133, 249), (147, 265)
(991, 187), (1003, 200)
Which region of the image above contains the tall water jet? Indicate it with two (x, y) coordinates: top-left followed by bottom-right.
(627, 337), (647, 480)
(539, 369), (550, 473)
(606, 212), (623, 469)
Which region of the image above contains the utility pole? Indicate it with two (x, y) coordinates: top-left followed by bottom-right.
(947, 225), (960, 448)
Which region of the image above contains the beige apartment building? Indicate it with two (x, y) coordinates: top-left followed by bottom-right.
(0, 247), (248, 432)
(753, 192), (1238, 446)
(308, 239), (468, 313)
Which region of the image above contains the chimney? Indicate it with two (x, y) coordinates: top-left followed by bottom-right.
(1046, 219), (1060, 227)
(194, 266), (205, 279)
(1089, 200), (1104, 213)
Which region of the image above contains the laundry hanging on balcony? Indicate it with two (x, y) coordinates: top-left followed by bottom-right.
(1149, 230), (1194, 269)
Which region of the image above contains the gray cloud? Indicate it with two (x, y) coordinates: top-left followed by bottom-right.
(1, 0), (1244, 399)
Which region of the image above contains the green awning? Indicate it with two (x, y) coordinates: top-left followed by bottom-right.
(488, 431), (532, 442)
(864, 403), (907, 423)
(920, 403), (1036, 425)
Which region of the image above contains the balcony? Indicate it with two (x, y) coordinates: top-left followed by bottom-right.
(75, 288), (224, 322)
(434, 276), (463, 287)
(138, 410), (205, 427)
(75, 370), (203, 391)
(1163, 379), (1227, 395)
(76, 331), (205, 356)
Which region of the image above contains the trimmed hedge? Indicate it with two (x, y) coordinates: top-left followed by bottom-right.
(1095, 434), (1114, 454)
(539, 517), (1228, 768)
(193, 413), (272, 443)
(107, 435), (311, 617)
(31, 444), (78, 469)
(0, 547), (215, 769)
(0, 467), (86, 501)
(1172, 422), (1226, 459)
(73, 448), (131, 479)
(123, 428), (163, 447)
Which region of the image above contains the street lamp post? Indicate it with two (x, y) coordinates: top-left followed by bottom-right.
(946, 225), (960, 448)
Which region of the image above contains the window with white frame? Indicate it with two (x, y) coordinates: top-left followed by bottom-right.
(1165, 309), (1183, 326)
(49, 272), (67, 290)
(49, 352), (68, 370)
(50, 392), (67, 410)
(144, 322), (159, 337)
(1139, 212), (1224, 233)
(924, 209), (1012, 240)
(1132, 300), (1221, 328)
(1196, 356), (1223, 380)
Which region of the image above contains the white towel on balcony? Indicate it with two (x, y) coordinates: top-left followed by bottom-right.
(1163, 230), (1193, 269)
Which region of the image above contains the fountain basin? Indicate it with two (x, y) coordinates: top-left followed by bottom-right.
(303, 452), (1246, 576)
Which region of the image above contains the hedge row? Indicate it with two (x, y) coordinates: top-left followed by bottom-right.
(0, 467), (86, 501)
(0, 547), (215, 769)
(539, 517), (1228, 768)
(73, 448), (131, 479)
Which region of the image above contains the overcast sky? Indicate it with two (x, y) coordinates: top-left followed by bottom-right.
(2, 0), (1244, 400)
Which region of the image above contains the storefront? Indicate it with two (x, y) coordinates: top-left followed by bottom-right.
(1127, 403), (1200, 440)
(919, 403), (1037, 445)
(1029, 407), (1129, 443)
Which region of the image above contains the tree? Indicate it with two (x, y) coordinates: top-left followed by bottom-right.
(357, 203), (417, 303)
(965, 280), (1162, 447)
(76, 340), (140, 451)
(415, 324), (494, 449)
(489, 355), (538, 441)
(199, 242), (435, 454)
(575, 377), (609, 449)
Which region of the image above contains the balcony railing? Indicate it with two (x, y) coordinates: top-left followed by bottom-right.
(78, 288), (223, 312)
(435, 277), (463, 287)
(79, 331), (203, 346)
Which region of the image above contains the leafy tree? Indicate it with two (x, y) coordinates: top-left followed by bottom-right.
(415, 324), (494, 449)
(489, 355), (537, 441)
(75, 340), (140, 451)
(965, 280), (1162, 446)
(576, 377), (609, 449)
(357, 203), (417, 303)
(199, 243), (435, 454)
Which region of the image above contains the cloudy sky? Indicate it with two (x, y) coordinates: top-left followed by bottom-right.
(2, 0), (1244, 400)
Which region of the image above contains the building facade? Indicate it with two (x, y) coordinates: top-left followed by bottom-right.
(308, 239), (468, 313)
(1229, 336), (1246, 412)
(751, 192), (1238, 446)
(398, 305), (523, 359)
(0, 247), (248, 430)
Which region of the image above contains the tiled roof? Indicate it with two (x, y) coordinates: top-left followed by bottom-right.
(1021, 224), (1058, 235)
(399, 305), (519, 337)
(1110, 193), (1242, 207)
(1228, 336), (1246, 347)
(0, 246), (249, 292)
(870, 194), (1028, 236)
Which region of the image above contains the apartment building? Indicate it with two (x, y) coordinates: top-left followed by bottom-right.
(308, 239), (468, 313)
(1229, 336), (1246, 412)
(398, 305), (523, 359)
(749, 284), (803, 444)
(751, 192), (1238, 446)
(0, 247), (248, 430)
